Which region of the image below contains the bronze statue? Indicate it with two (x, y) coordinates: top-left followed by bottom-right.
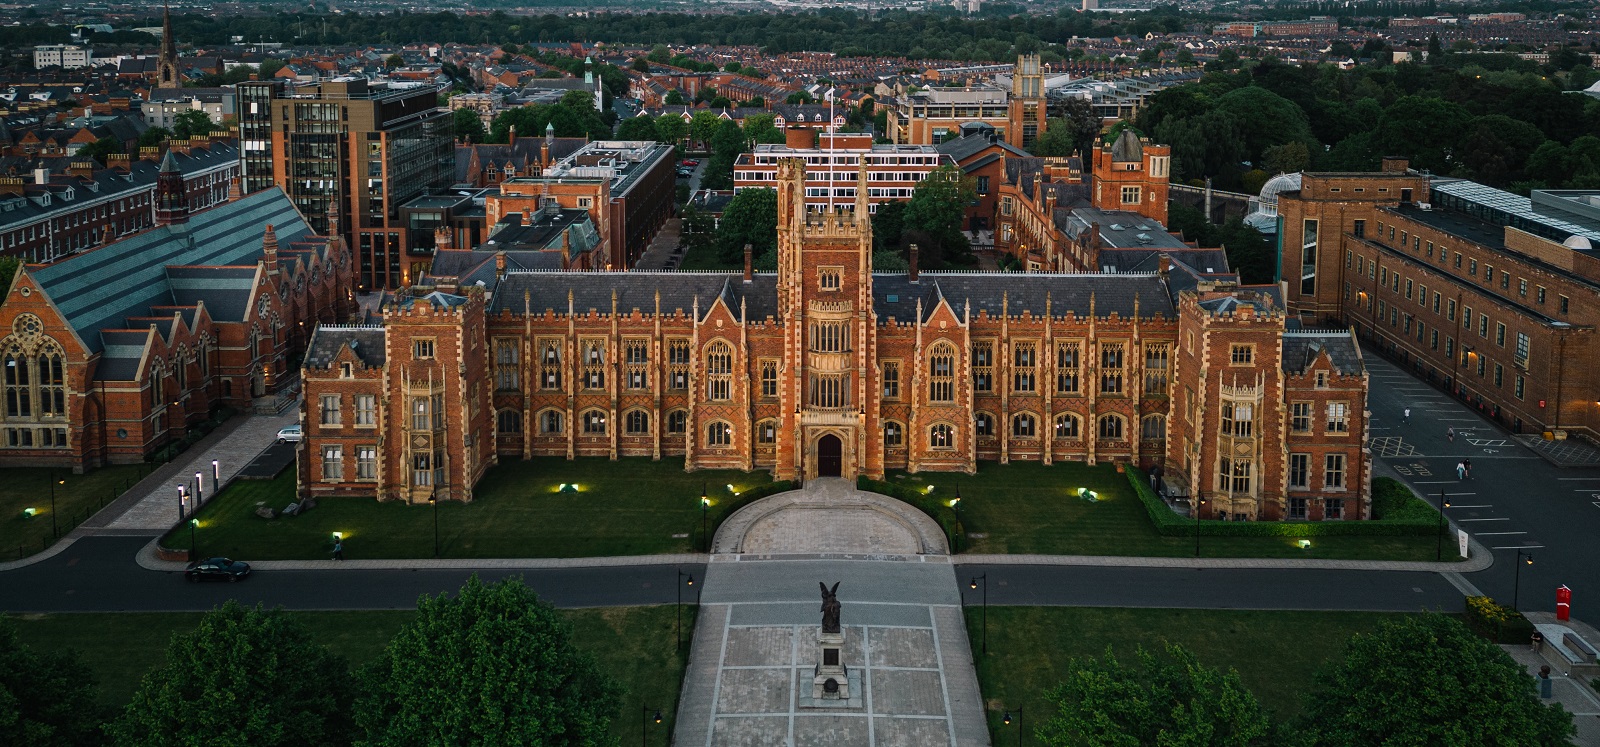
(819, 581), (841, 633)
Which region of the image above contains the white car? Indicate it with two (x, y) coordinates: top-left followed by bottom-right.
(276, 425), (303, 443)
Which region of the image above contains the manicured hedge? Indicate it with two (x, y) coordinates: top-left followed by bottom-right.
(1465, 595), (1536, 644)
(856, 477), (966, 552)
(1127, 469), (1440, 538)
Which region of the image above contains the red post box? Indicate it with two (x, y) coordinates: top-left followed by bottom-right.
(1556, 585), (1572, 622)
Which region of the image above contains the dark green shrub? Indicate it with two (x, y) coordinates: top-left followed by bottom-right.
(1126, 469), (1437, 538)
(855, 477), (965, 552)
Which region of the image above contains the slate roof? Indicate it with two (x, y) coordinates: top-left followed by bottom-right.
(873, 273), (1175, 322)
(1282, 330), (1364, 375)
(29, 187), (308, 354)
(95, 329), (150, 381)
(165, 266), (259, 322)
(304, 325), (387, 369)
(492, 271), (781, 321)
(934, 132), (1028, 164)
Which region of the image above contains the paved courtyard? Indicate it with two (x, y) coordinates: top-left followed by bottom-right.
(675, 558), (988, 747)
(714, 479), (947, 556)
(102, 411), (295, 531)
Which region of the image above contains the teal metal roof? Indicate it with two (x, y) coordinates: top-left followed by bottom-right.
(30, 188), (310, 354)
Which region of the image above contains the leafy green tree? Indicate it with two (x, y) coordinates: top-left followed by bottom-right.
(109, 601), (354, 747)
(1037, 643), (1274, 747)
(1375, 96), (1471, 175)
(1298, 615), (1575, 746)
(742, 113), (784, 145)
(654, 114), (689, 147)
(0, 256), (21, 292)
(172, 109), (214, 139)
(715, 188), (777, 264)
(1212, 85), (1315, 170)
(1262, 141), (1310, 175)
(451, 108), (486, 143)
(785, 91), (814, 105)
(615, 114), (658, 141)
(75, 136), (124, 165)
(1175, 47), (1194, 65)
(0, 616), (106, 747)
(648, 44), (669, 63)
(384, 53), (404, 69)
(689, 110), (723, 149)
(903, 165), (976, 268)
(137, 126), (172, 150)
(631, 57), (649, 73)
(665, 89), (686, 106)
(354, 576), (620, 747)
(872, 200), (907, 253)
(1457, 115), (1546, 186)
(701, 118), (746, 191)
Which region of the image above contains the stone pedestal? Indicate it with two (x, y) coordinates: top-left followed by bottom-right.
(811, 629), (850, 700)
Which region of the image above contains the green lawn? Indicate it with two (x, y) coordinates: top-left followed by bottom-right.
(902, 462), (1450, 561)
(967, 606), (1413, 743)
(161, 458), (771, 560)
(8, 605), (695, 744)
(0, 465), (147, 561)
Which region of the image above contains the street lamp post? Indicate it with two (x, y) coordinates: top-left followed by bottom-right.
(641, 705), (662, 746)
(1002, 707), (1024, 747)
(1514, 549), (1534, 612)
(1193, 497), (1207, 558)
(951, 485), (963, 553)
(1435, 490), (1451, 561)
(189, 518), (198, 561)
(677, 570), (694, 652)
(430, 493), (440, 558)
(970, 573), (987, 655)
(700, 483), (710, 553)
(212, 459), (220, 493)
(194, 471), (204, 506)
(176, 484), (187, 523)
(48, 472), (62, 539)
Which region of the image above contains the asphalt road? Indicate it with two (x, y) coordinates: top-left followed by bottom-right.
(1363, 347), (1600, 620)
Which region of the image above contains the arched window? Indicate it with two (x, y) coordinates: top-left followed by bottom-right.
(1098, 414), (1124, 439)
(540, 410), (564, 434)
(4, 351), (31, 417)
(756, 419), (777, 444)
(928, 343), (954, 402)
(626, 410), (650, 435)
(1012, 413), (1036, 438)
(707, 421), (731, 446)
(706, 342), (733, 400)
(883, 420), (903, 448)
(1141, 414), (1166, 440)
(930, 423), (954, 448)
(147, 361), (162, 411)
(582, 410), (607, 434)
(974, 412), (994, 437)
(497, 409), (522, 434)
(1054, 414), (1080, 439)
(667, 409), (687, 434)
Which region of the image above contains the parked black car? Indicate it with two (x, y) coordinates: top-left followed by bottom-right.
(185, 557), (252, 583)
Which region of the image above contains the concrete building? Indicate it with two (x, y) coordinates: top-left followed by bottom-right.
(235, 78), (455, 290)
(734, 130), (954, 213)
(142, 88), (235, 130)
(298, 157), (1371, 524)
(1278, 161), (1600, 440)
(33, 45), (93, 70)
(889, 55), (1047, 150)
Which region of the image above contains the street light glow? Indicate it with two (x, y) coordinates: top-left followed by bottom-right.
(332, 532), (343, 540)
(1298, 539), (1312, 549)
(23, 507), (36, 517)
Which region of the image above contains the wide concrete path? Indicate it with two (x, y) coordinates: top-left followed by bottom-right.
(676, 558), (988, 747)
(713, 479), (948, 556)
(105, 410), (296, 531)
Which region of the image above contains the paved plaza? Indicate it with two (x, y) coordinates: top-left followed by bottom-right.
(713, 479), (947, 556)
(674, 558), (989, 747)
(104, 410), (296, 531)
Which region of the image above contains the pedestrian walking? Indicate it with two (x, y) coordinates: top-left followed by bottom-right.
(1448, 427), (1455, 442)
(1456, 461), (1466, 480)
(1464, 458), (1472, 479)
(333, 540), (344, 561)
(1403, 407), (1411, 424)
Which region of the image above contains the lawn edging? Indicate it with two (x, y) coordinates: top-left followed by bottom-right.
(855, 477), (965, 550)
(705, 480), (795, 548)
(1128, 469), (1438, 538)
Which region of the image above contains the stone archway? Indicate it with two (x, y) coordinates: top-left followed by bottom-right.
(817, 434), (842, 477)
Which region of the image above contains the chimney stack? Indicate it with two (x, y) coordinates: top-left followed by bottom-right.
(33, 167), (50, 185)
(509, 124), (517, 148)
(908, 243), (919, 283)
(1158, 253), (1171, 276)
(495, 251), (507, 279)
(743, 243), (753, 282)
(262, 224), (280, 275)
(434, 225), (453, 251)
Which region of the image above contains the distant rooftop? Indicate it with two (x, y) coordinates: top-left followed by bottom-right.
(1429, 180), (1600, 247)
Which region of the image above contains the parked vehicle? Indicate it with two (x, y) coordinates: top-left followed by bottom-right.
(185, 557), (252, 583)
(276, 425), (302, 443)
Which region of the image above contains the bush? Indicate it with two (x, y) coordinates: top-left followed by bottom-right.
(855, 477), (965, 552)
(1464, 595), (1536, 644)
(1126, 470), (1439, 538)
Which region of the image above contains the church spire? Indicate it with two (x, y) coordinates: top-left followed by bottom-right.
(157, 4), (181, 89)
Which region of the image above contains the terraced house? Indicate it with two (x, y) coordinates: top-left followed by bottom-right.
(300, 158), (1372, 522)
(0, 182), (356, 470)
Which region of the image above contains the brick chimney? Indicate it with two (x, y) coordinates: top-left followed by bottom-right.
(908, 243), (919, 283)
(509, 124), (517, 148)
(434, 225), (453, 251)
(106, 153), (131, 171)
(68, 161), (95, 180)
(1158, 253), (1171, 276)
(1381, 156), (1409, 173)
(227, 175), (242, 201)
(743, 243), (753, 282)
(0, 178), (23, 197)
(785, 126), (816, 150)
(139, 146), (160, 162)
(495, 250), (507, 279)
(262, 224), (280, 275)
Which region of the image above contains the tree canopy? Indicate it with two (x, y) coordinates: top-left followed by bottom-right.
(108, 601), (354, 747)
(0, 617), (105, 747)
(1297, 614), (1575, 746)
(452, 108), (487, 143)
(1037, 643), (1274, 747)
(903, 165), (977, 269)
(353, 576), (619, 747)
(717, 188), (778, 265)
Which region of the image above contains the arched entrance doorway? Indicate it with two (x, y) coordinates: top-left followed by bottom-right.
(817, 434), (842, 477)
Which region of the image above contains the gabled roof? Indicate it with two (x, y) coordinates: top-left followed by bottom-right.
(305, 325), (387, 369)
(491, 271), (780, 321)
(29, 187), (309, 354)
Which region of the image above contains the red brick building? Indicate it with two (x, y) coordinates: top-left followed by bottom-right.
(0, 185), (357, 470)
(300, 159), (1370, 521)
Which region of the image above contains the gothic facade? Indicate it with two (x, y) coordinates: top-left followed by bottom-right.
(300, 159), (1373, 522)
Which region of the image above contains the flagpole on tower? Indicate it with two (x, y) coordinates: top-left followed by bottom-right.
(826, 87), (835, 214)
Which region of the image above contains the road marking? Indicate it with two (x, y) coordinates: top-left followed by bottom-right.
(1473, 531), (1527, 536)
(1458, 517), (1511, 522)
(1445, 504), (1489, 508)
(1442, 572), (1484, 597)
(1492, 545), (1545, 550)
(1414, 480), (1462, 484)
